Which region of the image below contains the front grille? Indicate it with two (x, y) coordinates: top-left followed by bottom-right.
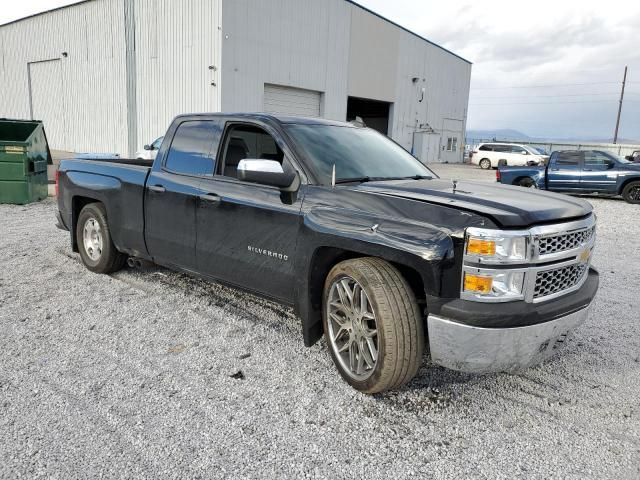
(534, 263), (588, 299)
(538, 226), (595, 256)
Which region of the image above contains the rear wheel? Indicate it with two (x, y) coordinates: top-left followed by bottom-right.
(76, 203), (127, 273)
(622, 181), (640, 204)
(517, 177), (537, 188)
(479, 158), (491, 170)
(322, 257), (424, 394)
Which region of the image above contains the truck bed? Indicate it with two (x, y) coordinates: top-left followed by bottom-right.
(57, 157), (152, 258)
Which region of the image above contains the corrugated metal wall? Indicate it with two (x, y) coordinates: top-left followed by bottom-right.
(390, 33), (472, 161)
(0, 0), (129, 154)
(222, 0), (471, 163)
(220, 0), (351, 120)
(134, 0), (222, 150)
(0, 0), (470, 162)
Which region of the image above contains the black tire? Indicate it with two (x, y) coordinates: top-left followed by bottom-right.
(76, 203), (127, 274)
(622, 181), (640, 204)
(322, 257), (424, 394)
(517, 177), (537, 188)
(479, 158), (491, 170)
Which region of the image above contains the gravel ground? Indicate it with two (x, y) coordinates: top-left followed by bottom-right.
(1, 163), (639, 479)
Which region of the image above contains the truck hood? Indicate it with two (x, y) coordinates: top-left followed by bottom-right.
(353, 179), (593, 228)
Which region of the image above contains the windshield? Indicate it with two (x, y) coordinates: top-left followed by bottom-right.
(600, 150), (632, 164)
(529, 146), (548, 155)
(285, 124), (435, 185)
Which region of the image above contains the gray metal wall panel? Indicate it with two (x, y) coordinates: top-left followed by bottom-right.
(347, 6), (399, 102)
(0, 0), (128, 154)
(134, 0), (222, 148)
(389, 33), (472, 162)
(220, 0), (351, 120)
(0, 0), (471, 161)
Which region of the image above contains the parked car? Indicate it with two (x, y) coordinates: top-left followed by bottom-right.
(135, 136), (164, 160)
(498, 150), (640, 204)
(626, 150), (640, 163)
(55, 113), (599, 393)
(470, 142), (548, 169)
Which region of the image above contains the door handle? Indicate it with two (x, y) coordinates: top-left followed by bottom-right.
(148, 185), (166, 193)
(199, 193), (221, 203)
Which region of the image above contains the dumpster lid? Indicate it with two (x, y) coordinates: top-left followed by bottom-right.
(0, 119), (43, 143)
(0, 118), (52, 165)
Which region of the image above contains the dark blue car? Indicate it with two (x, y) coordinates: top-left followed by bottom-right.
(497, 150), (640, 204)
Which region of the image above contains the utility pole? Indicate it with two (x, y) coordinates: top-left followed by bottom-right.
(613, 66), (628, 144)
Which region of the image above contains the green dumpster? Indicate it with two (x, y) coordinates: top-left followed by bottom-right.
(0, 119), (51, 204)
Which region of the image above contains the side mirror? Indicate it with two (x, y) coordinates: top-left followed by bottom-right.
(607, 162), (616, 170)
(237, 159), (300, 191)
(143, 144), (152, 151)
(626, 155), (633, 161)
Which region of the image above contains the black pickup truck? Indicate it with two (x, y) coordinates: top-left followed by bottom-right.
(56, 114), (599, 393)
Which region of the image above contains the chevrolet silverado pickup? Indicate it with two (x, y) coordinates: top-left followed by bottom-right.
(56, 114), (599, 393)
(498, 149), (640, 204)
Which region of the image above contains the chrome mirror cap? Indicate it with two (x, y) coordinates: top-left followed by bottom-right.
(237, 159), (284, 174)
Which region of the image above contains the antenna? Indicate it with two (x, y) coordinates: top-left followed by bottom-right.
(332, 164), (336, 188)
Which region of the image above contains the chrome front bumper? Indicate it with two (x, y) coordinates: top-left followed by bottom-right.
(427, 305), (591, 374)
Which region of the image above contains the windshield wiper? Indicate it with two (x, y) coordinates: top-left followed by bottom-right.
(334, 174), (432, 185)
(334, 176), (371, 184)
(403, 174), (432, 180)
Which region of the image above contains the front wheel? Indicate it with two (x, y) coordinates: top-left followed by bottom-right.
(479, 158), (491, 170)
(76, 203), (127, 273)
(322, 258), (424, 394)
(622, 181), (640, 204)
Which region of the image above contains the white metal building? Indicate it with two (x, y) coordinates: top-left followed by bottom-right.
(0, 0), (472, 163)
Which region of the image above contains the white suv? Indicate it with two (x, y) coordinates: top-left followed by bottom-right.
(470, 143), (548, 169)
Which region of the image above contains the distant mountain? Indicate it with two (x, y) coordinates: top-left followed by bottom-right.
(466, 129), (639, 145)
(466, 129), (530, 141)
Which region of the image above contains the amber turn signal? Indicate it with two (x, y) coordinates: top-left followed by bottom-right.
(466, 237), (496, 256)
(464, 273), (493, 294)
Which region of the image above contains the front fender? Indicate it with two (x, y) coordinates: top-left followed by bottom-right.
(303, 206), (455, 270)
(293, 206), (465, 347)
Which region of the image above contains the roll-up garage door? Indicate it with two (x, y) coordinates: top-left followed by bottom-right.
(263, 84), (322, 118)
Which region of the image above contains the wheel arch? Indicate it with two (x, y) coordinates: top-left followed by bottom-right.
(300, 246), (428, 347)
(619, 177), (640, 195)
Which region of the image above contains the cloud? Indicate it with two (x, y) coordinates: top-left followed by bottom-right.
(357, 0), (640, 140)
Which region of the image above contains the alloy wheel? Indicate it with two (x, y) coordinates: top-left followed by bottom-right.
(326, 276), (378, 380)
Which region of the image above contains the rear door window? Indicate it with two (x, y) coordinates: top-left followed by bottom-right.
(555, 152), (582, 166)
(164, 120), (223, 176)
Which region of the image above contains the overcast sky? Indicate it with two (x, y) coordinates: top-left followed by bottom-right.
(2, 1), (639, 141)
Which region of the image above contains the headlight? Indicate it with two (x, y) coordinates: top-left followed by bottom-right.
(462, 268), (525, 302)
(465, 227), (529, 264)
(462, 227), (529, 302)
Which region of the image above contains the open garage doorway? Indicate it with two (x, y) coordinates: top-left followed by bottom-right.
(346, 97), (391, 135)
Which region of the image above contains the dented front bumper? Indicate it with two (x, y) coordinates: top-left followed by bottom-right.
(427, 303), (592, 374)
